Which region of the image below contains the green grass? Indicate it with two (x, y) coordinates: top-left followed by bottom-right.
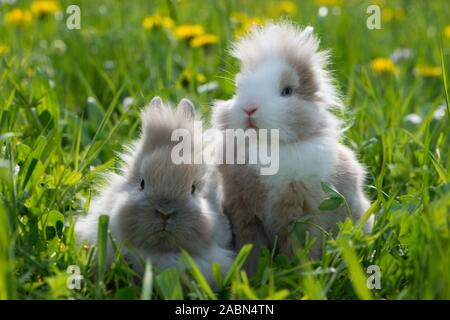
(0, 0), (449, 299)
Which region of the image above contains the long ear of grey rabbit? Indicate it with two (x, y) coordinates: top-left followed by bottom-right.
(177, 98), (196, 119)
(149, 95), (163, 109)
(140, 96), (164, 131)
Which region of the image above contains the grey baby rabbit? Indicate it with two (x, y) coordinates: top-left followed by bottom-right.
(76, 97), (234, 284)
(212, 22), (373, 273)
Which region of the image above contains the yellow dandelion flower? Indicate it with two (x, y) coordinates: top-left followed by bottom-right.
(273, 1), (297, 16)
(371, 58), (398, 74)
(394, 8), (406, 19)
(174, 24), (204, 39)
(444, 25), (450, 38)
(230, 12), (248, 24)
(372, 0), (385, 6)
(414, 65), (441, 78)
(160, 16), (175, 29)
(181, 70), (206, 86)
(230, 12), (267, 38)
(190, 34), (219, 48)
(142, 13), (174, 30)
(0, 44), (9, 54)
(31, 0), (60, 16)
(196, 73), (206, 83)
(234, 17), (267, 38)
(182, 70), (192, 80)
(5, 8), (33, 26)
(382, 8), (405, 21)
(246, 17), (266, 27)
(142, 17), (154, 29)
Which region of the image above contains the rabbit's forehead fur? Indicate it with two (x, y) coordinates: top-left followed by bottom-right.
(140, 147), (205, 197)
(140, 102), (198, 150)
(113, 100), (215, 255)
(214, 22), (342, 142)
(122, 101), (204, 184)
(236, 59), (298, 98)
(232, 22), (341, 108)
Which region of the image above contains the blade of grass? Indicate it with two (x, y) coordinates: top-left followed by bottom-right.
(79, 85), (124, 168)
(140, 258), (153, 300)
(440, 48), (450, 120)
(97, 215), (109, 296)
(338, 236), (373, 300)
(222, 244), (253, 287)
(0, 201), (15, 299)
(180, 251), (216, 300)
(155, 268), (183, 299)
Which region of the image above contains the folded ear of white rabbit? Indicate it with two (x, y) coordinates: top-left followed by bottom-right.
(231, 21), (343, 109)
(303, 25), (314, 36)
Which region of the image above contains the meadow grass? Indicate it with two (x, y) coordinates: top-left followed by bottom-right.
(0, 0), (449, 299)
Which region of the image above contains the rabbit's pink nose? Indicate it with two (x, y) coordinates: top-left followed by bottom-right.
(243, 106), (258, 116)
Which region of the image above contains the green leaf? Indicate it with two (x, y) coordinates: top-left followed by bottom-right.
(45, 226), (56, 240)
(440, 47), (450, 120)
(64, 171), (82, 186)
(319, 196), (344, 211)
(321, 181), (341, 196)
(0, 202), (15, 299)
(141, 259), (153, 300)
(288, 215), (313, 247)
(338, 236), (373, 300)
(430, 155), (448, 184)
(223, 244), (252, 286)
(97, 215), (109, 286)
(319, 182), (345, 211)
(155, 268), (183, 300)
(180, 251), (216, 300)
(42, 210), (64, 228)
(114, 287), (139, 299)
(211, 262), (222, 289)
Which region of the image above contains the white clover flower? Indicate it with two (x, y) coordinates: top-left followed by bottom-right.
(122, 97), (134, 110)
(433, 103), (446, 120)
(318, 6), (328, 18)
(390, 48), (414, 63)
(404, 113), (422, 125)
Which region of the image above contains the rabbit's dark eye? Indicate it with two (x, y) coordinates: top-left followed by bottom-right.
(140, 179), (145, 190)
(191, 184), (196, 194)
(281, 86), (293, 97)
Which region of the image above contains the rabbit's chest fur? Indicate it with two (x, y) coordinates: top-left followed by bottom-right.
(255, 136), (338, 243)
(220, 135), (338, 246)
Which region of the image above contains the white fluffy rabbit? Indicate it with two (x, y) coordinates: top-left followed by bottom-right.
(76, 97), (234, 284)
(212, 22), (373, 273)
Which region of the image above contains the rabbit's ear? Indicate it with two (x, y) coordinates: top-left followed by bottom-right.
(149, 96), (163, 109)
(141, 96), (164, 131)
(303, 25), (314, 36)
(177, 98), (195, 119)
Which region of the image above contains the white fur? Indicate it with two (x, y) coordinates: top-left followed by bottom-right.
(75, 163), (234, 285)
(231, 23), (342, 109)
(211, 23), (372, 267)
(228, 59), (300, 142)
(258, 135), (338, 189)
(76, 206), (234, 284)
(248, 134), (339, 225)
